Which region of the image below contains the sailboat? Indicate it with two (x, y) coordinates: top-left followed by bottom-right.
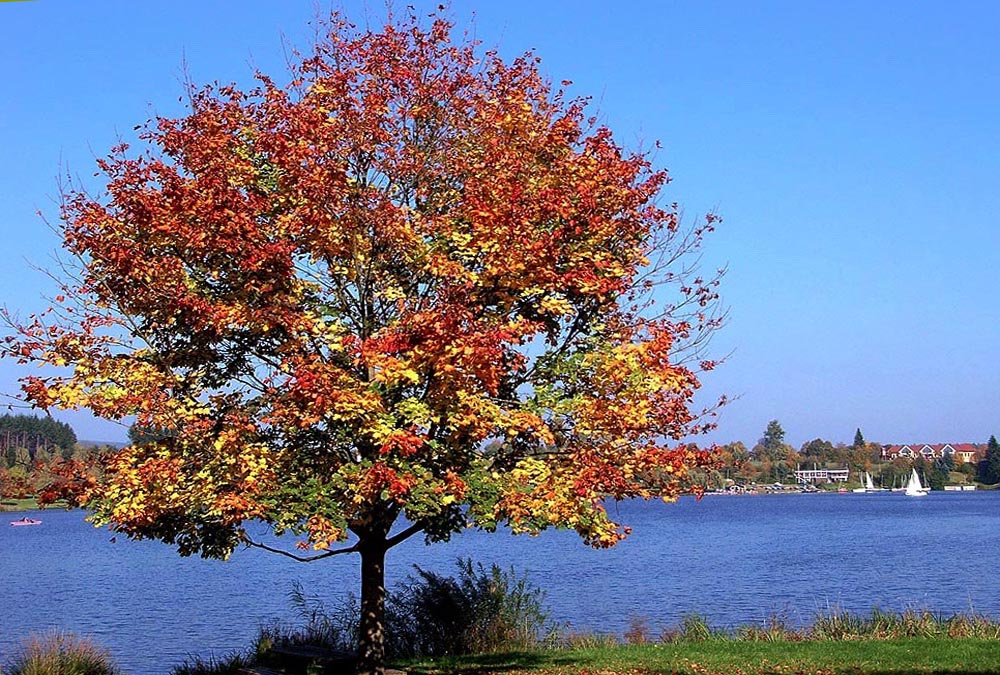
(865, 472), (888, 492)
(904, 468), (928, 497)
(854, 471), (884, 493)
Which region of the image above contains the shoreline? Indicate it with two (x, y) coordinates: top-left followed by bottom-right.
(1, 499), (68, 514)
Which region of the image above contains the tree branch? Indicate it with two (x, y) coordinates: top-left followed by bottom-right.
(242, 535), (359, 562)
(385, 521), (424, 549)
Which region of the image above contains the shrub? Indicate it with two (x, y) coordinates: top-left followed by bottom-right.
(281, 585), (360, 652)
(394, 558), (554, 656)
(285, 558), (556, 657)
(4, 631), (121, 675)
(266, 558), (553, 659)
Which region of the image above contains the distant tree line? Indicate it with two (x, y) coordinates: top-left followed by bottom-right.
(0, 415), (91, 503)
(701, 421), (999, 491)
(0, 414), (78, 466)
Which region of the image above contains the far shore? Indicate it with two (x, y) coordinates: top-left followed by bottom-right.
(5, 485), (996, 517)
(1, 498), (69, 513)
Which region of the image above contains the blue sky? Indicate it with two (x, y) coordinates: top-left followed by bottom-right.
(1, 1), (997, 448)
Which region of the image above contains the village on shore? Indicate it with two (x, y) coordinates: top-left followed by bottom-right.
(700, 420), (999, 495)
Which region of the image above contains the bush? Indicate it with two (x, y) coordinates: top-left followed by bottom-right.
(280, 585), (360, 652)
(267, 558), (554, 660)
(4, 631), (121, 675)
(395, 558), (554, 656)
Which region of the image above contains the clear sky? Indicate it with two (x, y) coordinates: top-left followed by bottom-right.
(1, 1), (997, 448)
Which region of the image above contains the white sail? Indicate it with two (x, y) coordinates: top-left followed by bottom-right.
(865, 472), (876, 491)
(904, 468), (928, 497)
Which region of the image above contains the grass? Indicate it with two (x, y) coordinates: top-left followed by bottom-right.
(1, 497), (41, 511)
(169, 652), (252, 675)
(158, 603), (1000, 674)
(0, 497), (68, 512)
(3, 630), (122, 675)
(405, 639), (1000, 674)
(404, 609), (1000, 675)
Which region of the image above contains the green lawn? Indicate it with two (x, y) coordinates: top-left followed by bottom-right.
(1, 497), (41, 511)
(406, 639), (1000, 674)
(0, 497), (67, 512)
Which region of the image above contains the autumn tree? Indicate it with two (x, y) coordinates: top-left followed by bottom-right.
(1, 12), (722, 674)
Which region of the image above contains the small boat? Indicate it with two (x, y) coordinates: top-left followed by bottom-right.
(904, 468), (929, 497)
(865, 472), (889, 493)
(854, 472), (880, 493)
(9, 517), (42, 526)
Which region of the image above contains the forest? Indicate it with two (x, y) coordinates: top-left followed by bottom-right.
(0, 413), (77, 463)
(0, 414), (100, 503)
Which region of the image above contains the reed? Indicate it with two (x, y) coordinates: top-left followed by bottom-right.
(4, 631), (121, 675)
(169, 652), (251, 675)
(648, 608), (1000, 644)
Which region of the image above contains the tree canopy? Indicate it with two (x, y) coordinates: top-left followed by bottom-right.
(755, 419), (790, 462)
(2, 11), (722, 673)
(979, 435), (1000, 485)
(0, 413), (77, 463)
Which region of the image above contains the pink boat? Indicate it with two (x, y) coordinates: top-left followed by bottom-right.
(9, 517), (42, 526)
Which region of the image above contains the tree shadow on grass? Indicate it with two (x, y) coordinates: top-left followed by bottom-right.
(405, 657), (1000, 675)
(403, 651), (587, 675)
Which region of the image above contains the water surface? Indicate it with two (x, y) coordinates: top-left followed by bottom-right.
(2, 491), (998, 673)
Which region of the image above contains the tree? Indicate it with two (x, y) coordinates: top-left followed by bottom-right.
(761, 420), (785, 449)
(720, 441), (749, 465)
(927, 457), (950, 491)
(755, 420), (790, 462)
(800, 438), (835, 464)
(979, 435), (1000, 485)
(0, 414), (77, 463)
(1, 12), (723, 674)
(853, 428), (865, 449)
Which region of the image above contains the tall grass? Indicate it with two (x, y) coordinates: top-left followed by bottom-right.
(809, 607), (1000, 641)
(396, 558), (554, 656)
(4, 631), (121, 675)
(567, 608), (1000, 648)
(169, 652), (251, 675)
(280, 583), (360, 652)
(646, 607), (1000, 644)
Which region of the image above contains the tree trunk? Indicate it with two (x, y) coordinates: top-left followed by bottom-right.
(357, 539), (388, 675)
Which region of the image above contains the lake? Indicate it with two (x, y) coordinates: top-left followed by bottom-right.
(2, 491), (999, 673)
